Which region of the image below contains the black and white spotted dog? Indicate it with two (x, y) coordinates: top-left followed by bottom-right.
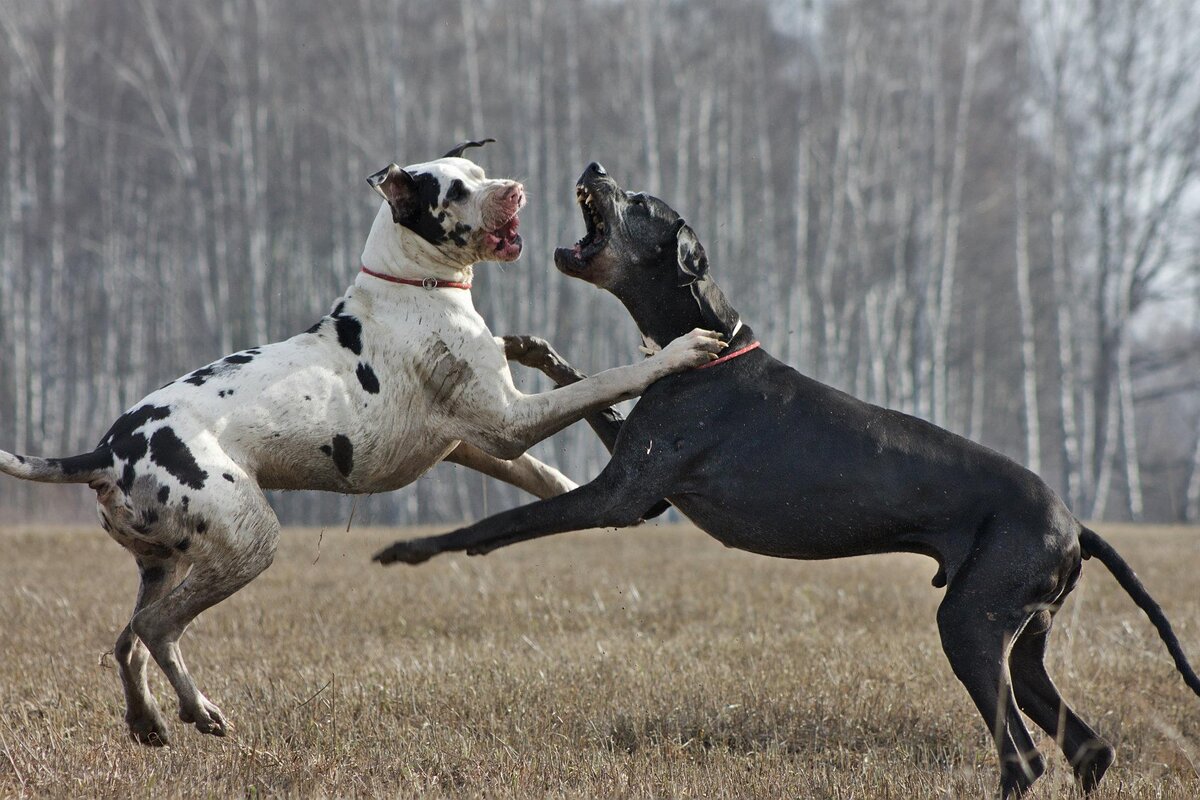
(0, 141), (725, 746)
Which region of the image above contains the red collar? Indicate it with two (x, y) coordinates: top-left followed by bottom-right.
(360, 265), (472, 290)
(697, 340), (760, 370)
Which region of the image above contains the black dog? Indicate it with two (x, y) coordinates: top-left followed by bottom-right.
(376, 162), (1200, 797)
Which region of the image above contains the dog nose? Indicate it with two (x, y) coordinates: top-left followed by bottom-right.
(586, 161), (607, 177)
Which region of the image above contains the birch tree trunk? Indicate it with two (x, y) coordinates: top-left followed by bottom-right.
(930, 0), (984, 428)
(1013, 154), (1041, 474)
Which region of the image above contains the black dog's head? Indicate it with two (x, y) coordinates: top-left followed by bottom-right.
(554, 162), (738, 341)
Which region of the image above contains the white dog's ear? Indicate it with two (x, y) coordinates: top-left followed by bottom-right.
(443, 137), (495, 158)
(367, 164), (420, 224)
(674, 220), (709, 286)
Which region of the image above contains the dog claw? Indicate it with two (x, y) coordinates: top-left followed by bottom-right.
(373, 540), (438, 565)
(127, 711), (172, 747)
(180, 697), (228, 737)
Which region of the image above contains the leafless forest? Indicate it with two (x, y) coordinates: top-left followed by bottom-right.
(1, 0), (1199, 526)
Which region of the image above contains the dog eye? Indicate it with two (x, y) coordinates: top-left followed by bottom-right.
(444, 179), (469, 204)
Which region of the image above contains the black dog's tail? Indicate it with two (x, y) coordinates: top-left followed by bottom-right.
(1080, 525), (1200, 697)
(0, 447), (112, 484)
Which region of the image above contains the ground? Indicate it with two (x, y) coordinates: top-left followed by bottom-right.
(0, 522), (1197, 798)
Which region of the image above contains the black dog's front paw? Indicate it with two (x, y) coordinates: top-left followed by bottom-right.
(501, 335), (553, 365)
(373, 539), (440, 565)
(502, 335), (586, 386)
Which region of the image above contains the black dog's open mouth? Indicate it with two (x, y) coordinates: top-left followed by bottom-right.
(554, 183), (608, 273)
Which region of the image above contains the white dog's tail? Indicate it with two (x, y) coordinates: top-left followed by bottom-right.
(0, 448), (112, 484)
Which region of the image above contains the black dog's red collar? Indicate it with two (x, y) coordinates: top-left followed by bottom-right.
(698, 340), (760, 370)
(360, 265), (471, 290)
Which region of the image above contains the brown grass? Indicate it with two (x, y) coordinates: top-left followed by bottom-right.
(0, 522), (1197, 798)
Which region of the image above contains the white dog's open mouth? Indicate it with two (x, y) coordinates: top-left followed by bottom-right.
(484, 212), (522, 260)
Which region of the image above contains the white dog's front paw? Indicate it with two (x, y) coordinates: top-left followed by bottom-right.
(658, 328), (726, 371)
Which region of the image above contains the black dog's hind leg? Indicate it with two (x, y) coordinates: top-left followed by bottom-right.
(1009, 610), (1115, 792)
(937, 538), (1051, 798)
(375, 463), (664, 565)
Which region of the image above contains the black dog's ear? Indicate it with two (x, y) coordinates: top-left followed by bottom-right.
(367, 164), (420, 224)
(675, 220), (709, 286)
(674, 219), (738, 334)
(443, 138), (496, 159)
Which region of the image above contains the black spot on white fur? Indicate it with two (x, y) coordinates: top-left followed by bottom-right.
(394, 171), (450, 246)
(116, 638), (132, 660)
(356, 363), (380, 393)
(111, 433), (148, 464)
(119, 463), (137, 494)
(336, 316), (363, 354)
(149, 427), (208, 490)
(183, 366), (217, 386)
(141, 564), (166, 583)
(223, 473), (234, 483)
(157, 486), (170, 504)
(183, 351), (255, 387)
(449, 222), (472, 248)
(100, 405), (171, 447)
(320, 435), (354, 477)
(444, 178), (469, 204)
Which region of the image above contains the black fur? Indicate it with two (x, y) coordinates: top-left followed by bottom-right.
(149, 427), (208, 490)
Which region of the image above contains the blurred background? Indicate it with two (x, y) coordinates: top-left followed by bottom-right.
(0, 0), (1197, 526)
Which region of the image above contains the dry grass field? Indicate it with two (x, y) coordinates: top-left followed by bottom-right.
(0, 521), (1197, 798)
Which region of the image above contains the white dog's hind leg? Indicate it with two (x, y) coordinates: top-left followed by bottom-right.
(131, 490), (280, 738)
(445, 442), (577, 499)
(115, 556), (189, 745)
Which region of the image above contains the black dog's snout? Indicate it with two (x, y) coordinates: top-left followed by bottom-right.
(585, 161), (607, 177)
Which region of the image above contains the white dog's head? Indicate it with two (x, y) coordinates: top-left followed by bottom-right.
(366, 140), (525, 268)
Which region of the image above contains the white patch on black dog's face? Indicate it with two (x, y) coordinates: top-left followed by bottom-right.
(367, 157), (525, 265)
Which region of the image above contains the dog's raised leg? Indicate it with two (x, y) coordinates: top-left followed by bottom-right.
(375, 462), (661, 565)
(444, 442), (577, 498)
(1009, 611), (1115, 792)
(502, 334), (624, 449)
(115, 556), (188, 745)
(132, 492), (280, 737)
(502, 335), (669, 519)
